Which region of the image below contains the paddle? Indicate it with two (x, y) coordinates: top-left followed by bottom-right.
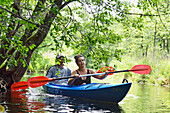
(28, 76), (76, 88)
(96, 66), (115, 75)
(11, 81), (28, 91)
(28, 65), (151, 88)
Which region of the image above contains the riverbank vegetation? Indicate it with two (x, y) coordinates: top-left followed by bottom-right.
(26, 51), (169, 87)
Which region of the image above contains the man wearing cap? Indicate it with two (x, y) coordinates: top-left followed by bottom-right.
(46, 55), (72, 85)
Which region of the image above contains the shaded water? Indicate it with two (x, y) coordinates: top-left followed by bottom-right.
(0, 83), (169, 113)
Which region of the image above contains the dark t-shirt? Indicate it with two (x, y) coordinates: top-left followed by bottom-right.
(69, 69), (91, 86)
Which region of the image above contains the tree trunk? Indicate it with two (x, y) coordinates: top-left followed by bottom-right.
(153, 21), (157, 60)
(167, 38), (169, 54)
(163, 38), (165, 50)
(145, 45), (148, 57)
(0, 0), (71, 91)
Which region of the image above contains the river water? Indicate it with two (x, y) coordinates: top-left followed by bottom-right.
(0, 83), (169, 113)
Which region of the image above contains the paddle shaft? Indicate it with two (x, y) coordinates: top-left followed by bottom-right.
(112, 67), (149, 74)
(29, 76), (76, 83)
(83, 70), (131, 76)
(79, 67), (149, 77)
(29, 67), (149, 83)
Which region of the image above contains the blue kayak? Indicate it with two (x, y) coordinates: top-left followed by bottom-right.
(43, 82), (132, 103)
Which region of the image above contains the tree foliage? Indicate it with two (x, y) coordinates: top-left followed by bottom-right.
(0, 0), (169, 88)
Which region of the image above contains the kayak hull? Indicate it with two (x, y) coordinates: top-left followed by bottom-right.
(43, 83), (132, 103)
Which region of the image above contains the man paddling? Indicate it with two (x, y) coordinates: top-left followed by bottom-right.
(46, 55), (72, 85)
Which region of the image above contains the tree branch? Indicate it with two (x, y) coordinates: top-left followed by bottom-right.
(155, 2), (168, 31)
(59, 0), (75, 10)
(38, 43), (53, 49)
(0, 6), (47, 28)
(124, 12), (170, 16)
(65, 5), (72, 28)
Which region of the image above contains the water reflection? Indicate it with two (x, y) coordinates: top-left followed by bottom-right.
(0, 83), (169, 112)
(10, 90), (46, 112)
(43, 94), (124, 112)
(0, 88), (124, 112)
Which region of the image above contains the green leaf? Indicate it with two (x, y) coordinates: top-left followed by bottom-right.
(29, 44), (36, 50)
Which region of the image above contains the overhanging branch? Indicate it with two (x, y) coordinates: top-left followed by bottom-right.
(155, 2), (168, 31)
(0, 6), (47, 28)
(124, 12), (170, 16)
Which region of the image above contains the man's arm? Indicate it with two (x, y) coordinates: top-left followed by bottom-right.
(46, 67), (54, 78)
(68, 68), (72, 76)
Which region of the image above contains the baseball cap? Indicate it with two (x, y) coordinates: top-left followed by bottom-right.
(56, 55), (65, 59)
